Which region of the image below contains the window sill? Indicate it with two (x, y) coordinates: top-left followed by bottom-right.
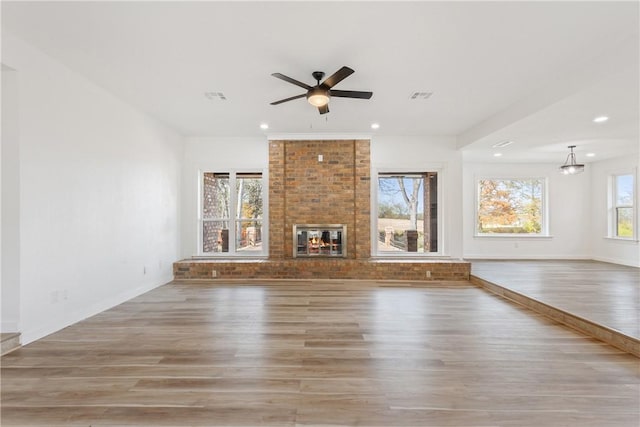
(192, 255), (268, 260)
(371, 253), (448, 258)
(603, 237), (639, 244)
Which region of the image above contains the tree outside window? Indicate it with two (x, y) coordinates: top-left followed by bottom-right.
(477, 178), (544, 235)
(201, 172), (263, 254)
(377, 172), (438, 254)
(235, 173), (263, 252)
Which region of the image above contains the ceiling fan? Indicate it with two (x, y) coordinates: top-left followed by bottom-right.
(270, 66), (373, 115)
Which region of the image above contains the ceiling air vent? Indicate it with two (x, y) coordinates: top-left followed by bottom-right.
(409, 91), (433, 100)
(492, 140), (514, 148)
(204, 92), (227, 101)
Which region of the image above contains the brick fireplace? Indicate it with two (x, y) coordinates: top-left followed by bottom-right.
(174, 139), (470, 281)
(269, 139), (370, 259)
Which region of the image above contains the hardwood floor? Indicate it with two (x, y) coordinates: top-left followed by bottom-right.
(2, 280), (639, 426)
(471, 260), (640, 338)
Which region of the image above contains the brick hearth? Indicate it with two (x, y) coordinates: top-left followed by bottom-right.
(173, 258), (470, 281)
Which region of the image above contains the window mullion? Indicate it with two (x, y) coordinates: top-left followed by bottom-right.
(229, 172), (237, 254)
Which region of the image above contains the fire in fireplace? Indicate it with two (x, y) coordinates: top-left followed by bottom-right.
(294, 224), (346, 258)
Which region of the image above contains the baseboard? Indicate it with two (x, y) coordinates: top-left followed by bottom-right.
(591, 256), (640, 268)
(20, 275), (172, 346)
(463, 255), (638, 268)
(464, 254), (591, 260)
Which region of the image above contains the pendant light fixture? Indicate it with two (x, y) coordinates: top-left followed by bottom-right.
(559, 145), (585, 175)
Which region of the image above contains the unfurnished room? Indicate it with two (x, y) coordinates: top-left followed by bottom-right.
(1, 1), (639, 426)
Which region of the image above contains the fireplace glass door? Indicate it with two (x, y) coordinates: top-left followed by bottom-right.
(294, 225), (346, 258)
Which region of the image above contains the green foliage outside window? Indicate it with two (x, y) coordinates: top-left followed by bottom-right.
(477, 178), (543, 234)
(614, 174), (634, 238)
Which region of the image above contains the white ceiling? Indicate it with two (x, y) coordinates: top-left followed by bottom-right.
(2, 1), (639, 162)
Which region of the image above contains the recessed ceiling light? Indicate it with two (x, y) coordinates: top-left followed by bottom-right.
(593, 116), (609, 123)
(259, 123), (269, 130)
(371, 123), (380, 130)
(493, 152), (503, 157)
(586, 152), (596, 157)
(492, 140), (514, 148)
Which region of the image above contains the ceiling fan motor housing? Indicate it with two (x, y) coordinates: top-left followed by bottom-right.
(312, 71), (325, 83)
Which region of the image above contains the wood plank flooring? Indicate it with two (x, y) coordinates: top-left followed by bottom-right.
(2, 280), (639, 426)
(471, 260), (640, 338)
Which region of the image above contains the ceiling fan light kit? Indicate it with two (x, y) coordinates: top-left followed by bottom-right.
(270, 66), (373, 114)
(559, 145), (585, 175)
(307, 87), (330, 107)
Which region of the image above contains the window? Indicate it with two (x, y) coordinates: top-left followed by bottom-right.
(612, 173), (635, 239)
(375, 172), (439, 254)
(200, 171), (264, 255)
(477, 178), (546, 235)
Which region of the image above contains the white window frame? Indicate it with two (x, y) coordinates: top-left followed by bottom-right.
(609, 170), (637, 240)
(474, 176), (549, 237)
(371, 167), (444, 257)
(197, 168), (268, 257)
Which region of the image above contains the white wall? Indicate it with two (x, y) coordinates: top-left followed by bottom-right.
(462, 162), (591, 259)
(1, 66), (21, 332)
(181, 137), (268, 258)
(2, 35), (184, 344)
(371, 136), (464, 259)
(589, 155), (639, 267)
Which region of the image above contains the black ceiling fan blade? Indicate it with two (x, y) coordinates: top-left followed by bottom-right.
(321, 66), (354, 89)
(330, 90), (373, 99)
(271, 73), (313, 90)
(318, 104), (329, 115)
(270, 93), (306, 105)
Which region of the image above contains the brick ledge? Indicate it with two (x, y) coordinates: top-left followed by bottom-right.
(174, 258), (470, 281)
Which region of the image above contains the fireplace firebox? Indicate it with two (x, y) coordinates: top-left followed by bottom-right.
(294, 224), (346, 258)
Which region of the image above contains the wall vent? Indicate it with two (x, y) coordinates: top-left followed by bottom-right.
(492, 140), (514, 148)
(204, 92), (227, 101)
(409, 91), (433, 100)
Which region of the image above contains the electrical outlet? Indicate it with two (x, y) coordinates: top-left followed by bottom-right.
(143, 266), (147, 275)
(212, 270), (218, 278)
(425, 271), (431, 278)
